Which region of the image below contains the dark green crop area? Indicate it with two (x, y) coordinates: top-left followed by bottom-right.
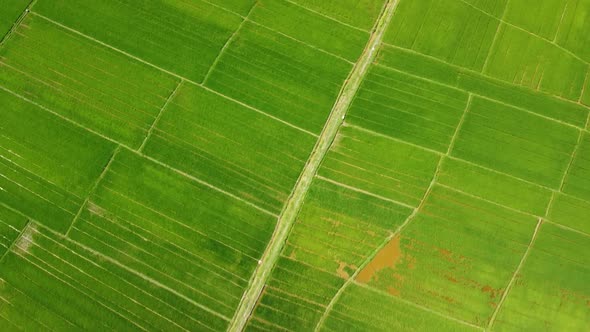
(0, 0), (589, 331)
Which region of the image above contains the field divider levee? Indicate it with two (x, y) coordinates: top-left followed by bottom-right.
(314, 94), (474, 331)
(28, 11), (316, 138)
(0, 0), (37, 47)
(202, 2), (258, 85)
(0, 218), (31, 264)
(227, 1), (401, 331)
(138, 79), (184, 152)
(486, 218), (543, 331)
(487, 125), (586, 331)
(65, 146), (122, 237)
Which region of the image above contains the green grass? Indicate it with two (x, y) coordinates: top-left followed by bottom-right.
(323, 283), (478, 331)
(0, 88), (115, 233)
(205, 20), (352, 134)
(143, 82), (317, 214)
(378, 45), (589, 126)
(358, 185), (538, 325)
(0, 204), (28, 257)
(493, 223), (590, 331)
(34, 0), (244, 82)
(246, 179), (412, 331)
(548, 193), (590, 234)
(0, 14), (178, 148)
(289, 0), (386, 31)
(1, 0), (590, 330)
(451, 97), (579, 189)
(385, 0), (499, 71)
(250, 0), (369, 62)
(347, 64), (469, 152)
(504, 0), (567, 40)
(484, 23), (586, 100)
(67, 149), (277, 329)
(0, 0), (29, 41)
(318, 125), (440, 206)
(562, 132), (590, 200)
(438, 157), (552, 216)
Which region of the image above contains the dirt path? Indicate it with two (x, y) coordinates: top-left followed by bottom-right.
(226, 1), (401, 331)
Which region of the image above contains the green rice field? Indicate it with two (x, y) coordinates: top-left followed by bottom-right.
(1, 0), (589, 331)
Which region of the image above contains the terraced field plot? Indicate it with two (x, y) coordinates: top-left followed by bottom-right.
(1, 0), (590, 331)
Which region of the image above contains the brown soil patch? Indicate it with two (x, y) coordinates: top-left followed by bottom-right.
(356, 236), (401, 283)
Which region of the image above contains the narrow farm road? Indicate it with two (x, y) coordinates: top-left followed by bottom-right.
(227, 1), (401, 331)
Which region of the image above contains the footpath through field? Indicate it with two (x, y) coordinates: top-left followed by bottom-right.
(226, 0), (401, 330)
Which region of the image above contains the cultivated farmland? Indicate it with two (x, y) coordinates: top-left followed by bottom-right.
(1, 0), (589, 331)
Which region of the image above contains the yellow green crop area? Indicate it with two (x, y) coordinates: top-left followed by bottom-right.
(1, 0), (589, 331)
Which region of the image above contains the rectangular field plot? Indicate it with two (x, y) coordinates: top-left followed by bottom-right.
(0, 88), (115, 233)
(33, 0), (243, 82)
(204, 21), (352, 134)
(377, 46), (590, 127)
(562, 133), (590, 201)
(218, 0), (256, 16)
(0, 14), (178, 148)
(347, 64), (469, 152)
(318, 125), (440, 207)
(245, 179), (413, 331)
(385, 0), (499, 71)
(0, 205), (28, 257)
(250, 0), (369, 62)
(438, 158), (553, 216)
(462, 0), (507, 17)
(322, 283), (477, 332)
(288, 0), (386, 31)
(458, 71), (589, 127)
(451, 97), (579, 189)
(555, 0), (590, 62)
(143, 82), (316, 215)
(492, 223), (590, 331)
(0, 222), (228, 331)
(0, 0), (29, 40)
(504, 0), (568, 40)
(548, 193), (590, 234)
(484, 24), (586, 100)
(355, 185), (538, 326)
(68, 149), (276, 326)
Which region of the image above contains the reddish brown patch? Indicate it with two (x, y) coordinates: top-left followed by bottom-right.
(447, 275), (459, 284)
(481, 285), (500, 300)
(387, 287), (400, 296)
(356, 236), (402, 284)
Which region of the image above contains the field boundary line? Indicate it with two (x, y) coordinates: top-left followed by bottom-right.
(460, 0), (589, 68)
(65, 146), (121, 237)
(0, 0), (36, 47)
(282, 0), (369, 33)
(36, 222), (231, 322)
(375, 48), (588, 129)
(314, 94), (473, 331)
(227, 1), (400, 330)
(138, 80), (183, 152)
(486, 218), (543, 330)
(315, 175), (414, 209)
(29, 12), (316, 137)
(0, 85), (278, 218)
(203, 2), (258, 84)
(0, 219), (31, 264)
(581, 69), (590, 105)
(544, 129), (585, 218)
(246, 19), (354, 64)
(353, 282), (484, 331)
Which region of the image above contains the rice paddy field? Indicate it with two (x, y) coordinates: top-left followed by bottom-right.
(0, 0), (589, 331)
